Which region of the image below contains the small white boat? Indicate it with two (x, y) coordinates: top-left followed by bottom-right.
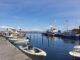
(13, 37), (47, 56)
(6, 36), (13, 40)
(69, 45), (80, 57)
(10, 38), (30, 45)
(6, 35), (13, 38)
(5, 34), (14, 39)
(14, 38), (29, 43)
(18, 45), (47, 56)
(14, 40), (27, 44)
(9, 38), (18, 42)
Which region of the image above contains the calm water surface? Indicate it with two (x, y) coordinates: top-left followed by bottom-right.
(27, 33), (80, 60)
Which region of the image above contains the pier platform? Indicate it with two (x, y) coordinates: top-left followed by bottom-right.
(0, 37), (32, 60)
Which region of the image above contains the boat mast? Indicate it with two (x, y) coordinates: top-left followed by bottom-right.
(64, 20), (69, 31)
(50, 19), (56, 33)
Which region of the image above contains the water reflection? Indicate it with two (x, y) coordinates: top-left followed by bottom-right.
(26, 33), (80, 60)
(61, 38), (80, 45)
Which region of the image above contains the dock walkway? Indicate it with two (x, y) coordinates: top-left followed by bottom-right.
(0, 37), (32, 60)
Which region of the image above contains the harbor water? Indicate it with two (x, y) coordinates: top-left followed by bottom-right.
(27, 33), (80, 60)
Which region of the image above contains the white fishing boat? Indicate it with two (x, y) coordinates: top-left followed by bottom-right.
(69, 45), (80, 57)
(18, 45), (47, 56)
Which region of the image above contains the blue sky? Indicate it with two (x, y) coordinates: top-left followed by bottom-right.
(0, 0), (80, 31)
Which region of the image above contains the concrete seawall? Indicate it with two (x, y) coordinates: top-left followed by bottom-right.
(0, 37), (32, 60)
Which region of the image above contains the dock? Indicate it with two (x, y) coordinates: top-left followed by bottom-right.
(0, 37), (32, 60)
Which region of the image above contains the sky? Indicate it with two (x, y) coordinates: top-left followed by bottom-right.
(0, 0), (80, 31)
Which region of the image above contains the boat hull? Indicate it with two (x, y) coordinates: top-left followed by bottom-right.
(54, 34), (80, 39)
(69, 51), (80, 58)
(42, 33), (54, 37)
